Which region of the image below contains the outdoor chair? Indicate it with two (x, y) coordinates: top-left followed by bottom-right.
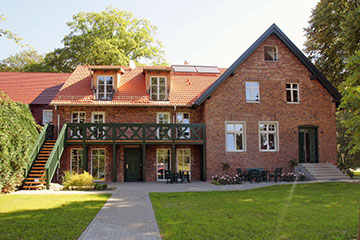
(236, 168), (245, 181)
(247, 169), (261, 183)
(165, 170), (174, 184)
(179, 170), (191, 183)
(269, 168), (282, 182)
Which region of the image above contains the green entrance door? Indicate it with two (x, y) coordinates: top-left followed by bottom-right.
(298, 126), (318, 163)
(124, 148), (142, 182)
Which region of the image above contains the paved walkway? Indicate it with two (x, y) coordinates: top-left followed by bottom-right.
(77, 180), (358, 240)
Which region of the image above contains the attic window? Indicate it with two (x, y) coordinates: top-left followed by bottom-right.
(264, 46), (278, 61)
(150, 76), (167, 101)
(97, 76), (113, 100)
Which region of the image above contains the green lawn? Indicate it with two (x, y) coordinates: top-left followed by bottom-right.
(0, 194), (110, 240)
(150, 183), (360, 240)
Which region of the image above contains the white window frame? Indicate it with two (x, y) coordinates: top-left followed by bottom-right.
(225, 121), (246, 152)
(71, 111), (86, 123)
(286, 83), (300, 103)
(97, 75), (113, 100)
(245, 81), (260, 103)
(91, 148), (106, 181)
(156, 112), (171, 139)
(71, 111), (86, 139)
(258, 121), (279, 152)
(176, 112), (190, 139)
(150, 76), (167, 101)
(264, 45), (278, 62)
(176, 148), (191, 181)
(70, 148), (83, 175)
(91, 112), (106, 139)
(42, 110), (53, 125)
(156, 148), (171, 181)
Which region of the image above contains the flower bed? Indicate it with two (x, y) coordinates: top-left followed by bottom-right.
(282, 172), (307, 182)
(211, 174), (242, 185)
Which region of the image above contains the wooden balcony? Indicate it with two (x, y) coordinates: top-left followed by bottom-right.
(65, 123), (206, 145)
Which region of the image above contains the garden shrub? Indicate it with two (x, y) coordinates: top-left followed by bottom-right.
(62, 171), (95, 190)
(95, 183), (108, 190)
(0, 92), (39, 193)
(211, 174), (242, 185)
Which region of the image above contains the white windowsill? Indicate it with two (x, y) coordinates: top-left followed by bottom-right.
(246, 101), (260, 103)
(286, 101), (300, 104)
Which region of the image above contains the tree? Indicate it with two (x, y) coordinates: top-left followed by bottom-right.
(338, 51), (360, 162)
(0, 15), (23, 45)
(45, 7), (166, 72)
(304, 0), (360, 89)
(0, 48), (56, 72)
(0, 92), (39, 193)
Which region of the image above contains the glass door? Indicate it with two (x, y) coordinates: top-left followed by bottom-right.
(299, 127), (318, 163)
(91, 149), (106, 181)
(157, 148), (171, 181)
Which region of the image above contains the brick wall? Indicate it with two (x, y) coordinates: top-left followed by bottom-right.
(204, 34), (337, 179)
(29, 104), (54, 126)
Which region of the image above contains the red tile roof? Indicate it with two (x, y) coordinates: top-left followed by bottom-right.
(51, 65), (227, 107)
(0, 72), (71, 104)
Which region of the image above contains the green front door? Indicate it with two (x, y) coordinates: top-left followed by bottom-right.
(298, 126), (318, 163)
(124, 148), (142, 182)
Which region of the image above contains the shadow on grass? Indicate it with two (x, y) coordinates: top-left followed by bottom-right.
(0, 200), (107, 240)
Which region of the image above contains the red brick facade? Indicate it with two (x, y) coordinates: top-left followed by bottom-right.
(53, 32), (339, 182)
(204, 35), (337, 179)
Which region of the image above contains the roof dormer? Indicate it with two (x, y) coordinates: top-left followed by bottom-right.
(143, 67), (172, 101)
(89, 66), (125, 101)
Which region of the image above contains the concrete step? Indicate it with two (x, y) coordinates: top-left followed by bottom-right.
(297, 163), (349, 180)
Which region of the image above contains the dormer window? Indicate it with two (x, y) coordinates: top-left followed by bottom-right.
(264, 45), (278, 61)
(150, 76), (167, 101)
(97, 76), (113, 100)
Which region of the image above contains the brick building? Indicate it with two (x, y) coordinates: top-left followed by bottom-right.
(49, 24), (341, 182)
(0, 72), (70, 125)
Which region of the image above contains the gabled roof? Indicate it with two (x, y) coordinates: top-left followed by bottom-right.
(194, 23), (342, 105)
(0, 72), (71, 104)
(51, 65), (227, 107)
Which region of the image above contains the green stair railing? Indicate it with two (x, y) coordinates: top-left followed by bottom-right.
(45, 124), (67, 189)
(25, 124), (53, 178)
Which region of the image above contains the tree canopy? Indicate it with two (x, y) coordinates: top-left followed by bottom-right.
(45, 7), (166, 72)
(0, 15), (23, 46)
(338, 51), (360, 158)
(0, 48), (55, 72)
(304, 0), (360, 89)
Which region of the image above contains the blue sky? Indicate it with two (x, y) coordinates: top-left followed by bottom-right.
(0, 0), (318, 68)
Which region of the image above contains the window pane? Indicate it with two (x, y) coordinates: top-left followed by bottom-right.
(264, 46), (277, 61)
(286, 84), (291, 89)
(293, 91), (299, 102)
(159, 86), (166, 94)
(246, 88), (252, 101)
(253, 82), (259, 88)
(98, 86), (104, 93)
(245, 82), (251, 88)
(286, 89), (292, 102)
(226, 124), (234, 132)
(268, 134), (275, 150)
(254, 89), (260, 101)
(236, 133), (243, 150)
(151, 86), (157, 93)
(260, 134), (267, 149)
(226, 133), (235, 151)
(260, 124), (267, 131)
(293, 84), (298, 89)
(159, 94), (166, 100)
(235, 124), (242, 132)
(98, 76), (105, 84)
(106, 76), (113, 84)
(159, 77), (166, 85)
(151, 77), (157, 85)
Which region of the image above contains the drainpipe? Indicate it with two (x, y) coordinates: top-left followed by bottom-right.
(173, 105), (177, 123)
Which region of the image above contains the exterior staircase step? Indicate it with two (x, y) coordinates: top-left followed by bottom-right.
(296, 163), (349, 180)
(23, 185), (45, 189)
(27, 177), (46, 181)
(28, 174), (46, 177)
(24, 182), (46, 185)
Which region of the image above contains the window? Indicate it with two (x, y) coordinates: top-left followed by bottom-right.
(71, 112), (86, 139)
(157, 112), (171, 139)
(259, 122), (278, 151)
(245, 81), (260, 102)
(226, 122), (245, 152)
(286, 83), (299, 103)
(42, 110), (53, 125)
(70, 149), (83, 174)
(71, 112), (86, 123)
(91, 149), (106, 181)
(97, 76), (113, 100)
(91, 112), (105, 139)
(264, 45), (278, 61)
(177, 149), (191, 178)
(150, 76), (167, 100)
(157, 148), (171, 181)
(176, 112), (190, 139)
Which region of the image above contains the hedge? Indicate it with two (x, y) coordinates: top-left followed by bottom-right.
(0, 91), (39, 193)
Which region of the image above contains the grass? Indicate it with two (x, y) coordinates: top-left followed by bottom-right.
(150, 183), (360, 240)
(0, 194), (110, 240)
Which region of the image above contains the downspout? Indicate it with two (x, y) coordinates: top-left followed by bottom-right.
(173, 105), (177, 123)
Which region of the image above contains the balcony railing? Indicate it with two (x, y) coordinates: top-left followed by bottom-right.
(66, 123), (205, 143)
